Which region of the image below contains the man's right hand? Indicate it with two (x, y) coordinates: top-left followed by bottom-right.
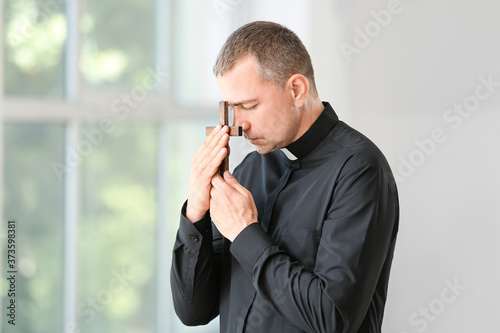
(186, 124), (230, 222)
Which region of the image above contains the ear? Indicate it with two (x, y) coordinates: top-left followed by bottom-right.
(287, 74), (310, 108)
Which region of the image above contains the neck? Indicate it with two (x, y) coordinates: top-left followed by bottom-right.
(294, 96), (324, 140)
(309, 96), (325, 122)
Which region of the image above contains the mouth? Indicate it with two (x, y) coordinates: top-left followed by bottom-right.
(244, 133), (260, 145)
(244, 135), (257, 144)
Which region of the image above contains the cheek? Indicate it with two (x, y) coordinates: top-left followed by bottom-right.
(259, 111), (282, 134)
(260, 117), (291, 146)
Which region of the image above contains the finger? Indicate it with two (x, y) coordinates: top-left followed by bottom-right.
(210, 173), (226, 190)
(223, 170), (236, 183)
(210, 186), (217, 198)
(203, 125), (229, 153)
(192, 134), (229, 180)
(223, 171), (249, 196)
(196, 127), (229, 170)
(206, 147), (228, 176)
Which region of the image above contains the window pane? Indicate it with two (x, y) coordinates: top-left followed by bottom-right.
(171, 1), (231, 108)
(3, 0), (66, 97)
(78, 123), (158, 332)
(81, 0), (157, 88)
(2, 123), (64, 332)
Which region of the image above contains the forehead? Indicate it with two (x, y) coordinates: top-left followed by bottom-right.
(217, 56), (277, 103)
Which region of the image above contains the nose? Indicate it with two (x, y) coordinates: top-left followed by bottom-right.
(232, 109), (250, 131)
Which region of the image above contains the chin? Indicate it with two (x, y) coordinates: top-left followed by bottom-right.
(254, 145), (275, 155)
(254, 147), (267, 155)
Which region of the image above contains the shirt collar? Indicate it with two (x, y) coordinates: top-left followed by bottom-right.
(280, 102), (339, 161)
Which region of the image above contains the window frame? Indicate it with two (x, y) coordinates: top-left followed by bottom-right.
(0, 0), (200, 331)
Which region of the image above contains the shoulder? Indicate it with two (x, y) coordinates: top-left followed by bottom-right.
(329, 121), (389, 168)
(319, 121), (396, 189)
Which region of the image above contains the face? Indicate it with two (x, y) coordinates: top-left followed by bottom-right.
(217, 56), (302, 154)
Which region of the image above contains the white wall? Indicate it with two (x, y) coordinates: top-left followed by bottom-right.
(307, 1), (499, 332)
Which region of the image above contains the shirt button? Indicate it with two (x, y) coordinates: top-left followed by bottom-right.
(190, 235), (199, 242)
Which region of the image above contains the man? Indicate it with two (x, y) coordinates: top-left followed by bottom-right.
(170, 21), (399, 333)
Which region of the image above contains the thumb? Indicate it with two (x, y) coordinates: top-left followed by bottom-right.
(223, 170), (237, 183)
(223, 171), (242, 188)
(224, 171), (250, 196)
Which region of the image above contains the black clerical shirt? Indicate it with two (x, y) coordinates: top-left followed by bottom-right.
(170, 102), (399, 333)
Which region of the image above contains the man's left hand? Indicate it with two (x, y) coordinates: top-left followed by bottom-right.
(210, 171), (258, 242)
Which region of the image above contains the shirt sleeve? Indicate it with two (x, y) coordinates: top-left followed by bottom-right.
(230, 159), (399, 333)
(170, 201), (221, 326)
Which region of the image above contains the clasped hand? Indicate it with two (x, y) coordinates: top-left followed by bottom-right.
(209, 171), (258, 242)
(186, 125), (258, 242)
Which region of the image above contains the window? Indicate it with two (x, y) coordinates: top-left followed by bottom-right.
(1, 1), (225, 332)
(3, 0), (65, 97)
(3, 124), (65, 332)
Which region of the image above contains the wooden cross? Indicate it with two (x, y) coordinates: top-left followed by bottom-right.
(206, 101), (243, 176)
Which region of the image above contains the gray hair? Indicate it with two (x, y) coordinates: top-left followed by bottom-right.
(214, 21), (317, 95)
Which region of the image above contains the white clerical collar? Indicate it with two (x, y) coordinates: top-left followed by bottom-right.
(280, 148), (298, 161)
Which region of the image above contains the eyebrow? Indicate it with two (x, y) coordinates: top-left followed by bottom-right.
(230, 99), (259, 107)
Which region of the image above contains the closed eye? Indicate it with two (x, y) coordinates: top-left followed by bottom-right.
(241, 104), (258, 111)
